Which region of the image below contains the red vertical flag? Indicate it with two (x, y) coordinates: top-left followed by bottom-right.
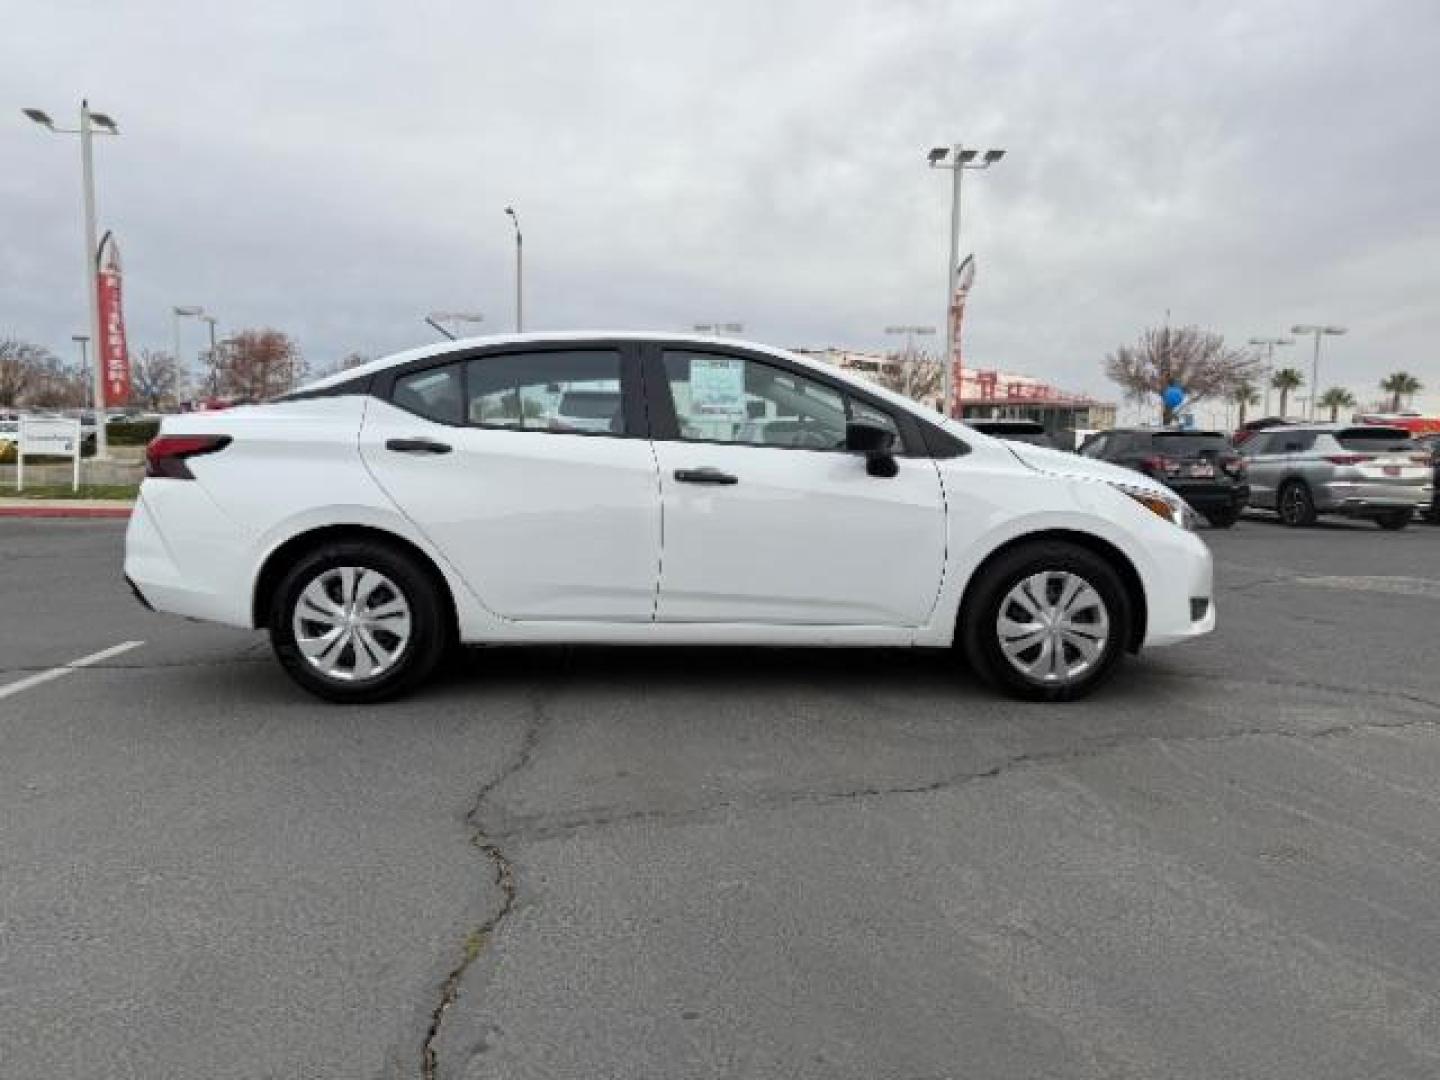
(96, 233), (131, 407)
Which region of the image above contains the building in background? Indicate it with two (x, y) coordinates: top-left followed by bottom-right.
(795, 347), (1116, 438)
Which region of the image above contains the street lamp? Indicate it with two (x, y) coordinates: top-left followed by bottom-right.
(173, 306), (205, 399)
(199, 315), (219, 395)
(1247, 335), (1295, 417)
(504, 207), (523, 332)
(928, 144), (1004, 416)
(1290, 324), (1347, 420)
(24, 101), (119, 456)
(424, 311), (485, 341)
(884, 325), (937, 401)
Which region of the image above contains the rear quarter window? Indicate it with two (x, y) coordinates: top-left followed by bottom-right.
(1335, 428), (1414, 453)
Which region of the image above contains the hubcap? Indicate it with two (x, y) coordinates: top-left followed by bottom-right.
(996, 571), (1110, 685)
(1282, 487), (1305, 523)
(292, 566), (412, 682)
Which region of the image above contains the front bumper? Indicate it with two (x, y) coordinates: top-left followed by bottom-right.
(1163, 480), (1249, 513)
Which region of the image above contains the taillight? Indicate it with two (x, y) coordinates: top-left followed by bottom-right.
(1324, 454), (1372, 466)
(1411, 453), (1434, 465)
(1221, 456), (1245, 477)
(1141, 455), (1178, 475)
(145, 434), (232, 479)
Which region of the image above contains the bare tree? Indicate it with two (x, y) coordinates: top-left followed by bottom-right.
(873, 350), (943, 405)
(1105, 325), (1260, 424)
(130, 349), (181, 411)
(220, 329), (306, 401)
(25, 352), (89, 409)
(0, 338), (53, 408)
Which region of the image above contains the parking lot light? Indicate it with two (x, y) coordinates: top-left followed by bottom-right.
(1290, 325), (1348, 420)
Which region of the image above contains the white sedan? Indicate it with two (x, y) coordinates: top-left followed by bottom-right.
(124, 333), (1214, 703)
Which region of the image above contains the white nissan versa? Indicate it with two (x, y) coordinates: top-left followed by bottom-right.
(124, 333), (1214, 703)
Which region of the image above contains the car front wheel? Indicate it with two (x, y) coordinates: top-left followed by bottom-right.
(961, 542), (1131, 702)
(270, 539), (449, 703)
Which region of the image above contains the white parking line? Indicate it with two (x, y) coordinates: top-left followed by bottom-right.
(0, 641), (145, 701)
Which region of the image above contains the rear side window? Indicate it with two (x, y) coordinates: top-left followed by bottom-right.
(393, 364), (464, 425)
(466, 350), (624, 434)
(1335, 427), (1413, 453)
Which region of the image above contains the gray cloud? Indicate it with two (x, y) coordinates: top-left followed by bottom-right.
(3, 0), (1438, 414)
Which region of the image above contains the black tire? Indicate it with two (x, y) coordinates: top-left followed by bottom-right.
(1376, 510), (1411, 531)
(269, 539), (450, 703)
(1204, 507), (1240, 529)
(1277, 481), (1317, 527)
(960, 541), (1132, 703)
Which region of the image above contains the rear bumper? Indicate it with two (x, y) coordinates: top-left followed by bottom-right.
(1314, 480), (1427, 515)
(1164, 481), (1249, 512)
(123, 483), (254, 628)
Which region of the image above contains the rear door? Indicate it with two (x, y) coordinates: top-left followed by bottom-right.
(360, 343), (661, 622)
(1242, 432), (1286, 508)
(646, 345), (946, 627)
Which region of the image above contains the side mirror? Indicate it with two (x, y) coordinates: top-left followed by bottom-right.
(845, 419), (899, 478)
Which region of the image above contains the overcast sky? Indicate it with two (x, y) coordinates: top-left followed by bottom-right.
(4, 0), (1438, 415)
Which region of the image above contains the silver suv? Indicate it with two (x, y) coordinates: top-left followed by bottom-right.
(1241, 424), (1431, 529)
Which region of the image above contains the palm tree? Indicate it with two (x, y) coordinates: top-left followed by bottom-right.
(1271, 367), (1304, 418)
(1380, 372), (1422, 412)
(1230, 379), (1260, 426)
(1317, 386), (1356, 422)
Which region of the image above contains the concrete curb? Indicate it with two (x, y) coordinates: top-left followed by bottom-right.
(0, 503), (134, 519)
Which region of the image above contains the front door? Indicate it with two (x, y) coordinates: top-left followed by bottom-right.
(360, 344), (660, 622)
(647, 346), (946, 626)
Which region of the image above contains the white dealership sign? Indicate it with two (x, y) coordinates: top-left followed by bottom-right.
(16, 416), (82, 492)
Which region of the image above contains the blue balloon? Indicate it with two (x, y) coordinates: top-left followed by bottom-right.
(1162, 385), (1185, 410)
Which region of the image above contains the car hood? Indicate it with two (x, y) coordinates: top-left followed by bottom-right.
(1005, 441), (1171, 496)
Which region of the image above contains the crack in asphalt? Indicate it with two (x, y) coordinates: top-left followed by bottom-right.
(420, 685), (554, 1080)
(487, 704), (1440, 845)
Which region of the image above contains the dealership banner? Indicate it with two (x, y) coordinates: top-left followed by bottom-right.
(96, 232), (131, 407)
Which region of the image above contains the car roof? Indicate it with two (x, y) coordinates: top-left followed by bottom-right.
(970, 419), (1046, 431)
(1110, 427), (1228, 438)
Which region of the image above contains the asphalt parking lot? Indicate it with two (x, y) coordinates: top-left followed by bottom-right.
(3, 514), (1440, 1079)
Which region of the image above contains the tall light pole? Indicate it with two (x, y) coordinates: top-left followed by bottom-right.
(24, 102), (119, 457)
(1290, 324), (1347, 420)
(173, 306), (205, 399)
(1248, 335), (1295, 417)
(504, 206), (523, 332)
(884, 325), (937, 400)
(928, 144), (1004, 417)
(200, 315), (219, 396)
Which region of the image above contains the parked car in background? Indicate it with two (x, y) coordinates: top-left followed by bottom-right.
(1416, 432), (1440, 524)
(1240, 424), (1430, 529)
(125, 332), (1215, 704)
(965, 418), (1059, 449)
(1232, 416), (1293, 447)
(1078, 428), (1249, 528)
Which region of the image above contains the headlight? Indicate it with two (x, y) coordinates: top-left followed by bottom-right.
(1114, 484), (1197, 530)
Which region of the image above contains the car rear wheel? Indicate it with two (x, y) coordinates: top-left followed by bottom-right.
(1376, 510), (1411, 531)
(961, 542), (1131, 702)
(270, 539), (449, 703)
(1277, 481), (1317, 527)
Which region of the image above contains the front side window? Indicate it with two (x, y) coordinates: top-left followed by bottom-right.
(660, 350), (903, 452)
(466, 350), (624, 434)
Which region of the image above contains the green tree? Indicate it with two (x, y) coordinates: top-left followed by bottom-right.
(1231, 379), (1259, 426)
(1317, 386), (1356, 422)
(1271, 367), (1304, 418)
(1379, 371), (1422, 412)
